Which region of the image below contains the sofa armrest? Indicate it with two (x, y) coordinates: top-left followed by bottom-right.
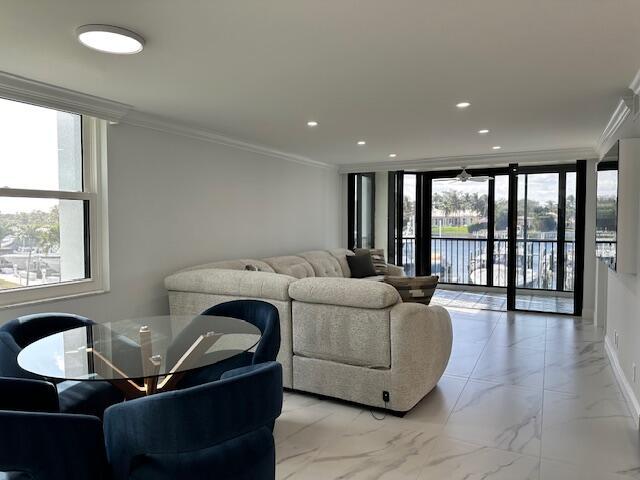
(386, 264), (405, 276)
(289, 277), (400, 309)
(164, 269), (297, 301)
(389, 303), (452, 411)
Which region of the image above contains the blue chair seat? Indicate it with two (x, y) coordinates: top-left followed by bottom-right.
(57, 380), (124, 418)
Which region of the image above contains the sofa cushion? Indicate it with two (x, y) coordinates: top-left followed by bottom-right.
(298, 251), (343, 278)
(327, 249), (355, 277)
(289, 277), (400, 309)
(347, 253), (377, 278)
(179, 259), (275, 273)
(262, 256), (315, 279)
(165, 269), (295, 301)
(292, 302), (391, 368)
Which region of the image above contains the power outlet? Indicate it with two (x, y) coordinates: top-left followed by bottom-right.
(382, 391), (390, 403)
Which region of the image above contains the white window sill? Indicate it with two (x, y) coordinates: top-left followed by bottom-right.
(0, 280), (109, 310)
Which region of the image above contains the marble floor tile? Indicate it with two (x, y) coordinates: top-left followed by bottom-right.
(401, 375), (467, 426)
(417, 436), (540, 480)
(539, 459), (635, 480)
(276, 399), (364, 478)
(544, 346), (622, 399)
(541, 390), (640, 477)
(448, 306), (504, 324)
(285, 414), (442, 480)
(445, 339), (485, 378)
(471, 344), (545, 389)
(451, 316), (497, 344)
(275, 307), (636, 480)
(487, 323), (547, 351)
(443, 380), (543, 456)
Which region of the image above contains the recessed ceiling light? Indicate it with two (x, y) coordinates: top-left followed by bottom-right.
(456, 102), (471, 109)
(492, 145), (502, 150)
(478, 129), (490, 134)
(76, 25), (145, 54)
(389, 153), (397, 158)
(306, 121), (319, 127)
(357, 140), (366, 145)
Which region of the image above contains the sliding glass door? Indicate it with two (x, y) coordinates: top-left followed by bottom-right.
(399, 163), (585, 315)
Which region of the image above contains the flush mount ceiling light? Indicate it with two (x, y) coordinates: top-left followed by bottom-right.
(76, 25), (145, 54)
(357, 140), (366, 145)
(389, 153), (397, 158)
(492, 145), (502, 150)
(306, 120), (319, 127)
(478, 129), (490, 134)
(456, 102), (471, 109)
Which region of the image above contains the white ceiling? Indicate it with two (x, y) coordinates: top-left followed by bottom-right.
(1, 0), (639, 166)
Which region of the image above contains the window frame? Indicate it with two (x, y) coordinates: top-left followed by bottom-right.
(0, 112), (109, 308)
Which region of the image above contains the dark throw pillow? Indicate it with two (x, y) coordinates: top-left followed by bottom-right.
(354, 248), (387, 275)
(347, 252), (378, 278)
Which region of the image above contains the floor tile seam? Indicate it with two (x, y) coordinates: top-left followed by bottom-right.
(442, 319), (504, 427)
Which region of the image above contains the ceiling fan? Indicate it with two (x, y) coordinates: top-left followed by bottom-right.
(433, 167), (493, 183)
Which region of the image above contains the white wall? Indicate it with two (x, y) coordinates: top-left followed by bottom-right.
(0, 123), (342, 323)
(599, 116), (640, 422)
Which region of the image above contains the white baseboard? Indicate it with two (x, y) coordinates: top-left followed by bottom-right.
(605, 335), (640, 429)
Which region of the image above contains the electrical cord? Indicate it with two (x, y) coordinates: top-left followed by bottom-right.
(370, 400), (388, 420)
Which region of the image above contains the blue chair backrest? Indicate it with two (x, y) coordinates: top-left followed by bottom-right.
(0, 312), (93, 349)
(201, 300), (280, 364)
(0, 410), (107, 480)
(0, 313), (94, 381)
(104, 361), (283, 480)
(0, 377), (107, 480)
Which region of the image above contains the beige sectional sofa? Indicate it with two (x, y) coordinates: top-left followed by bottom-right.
(164, 249), (452, 412)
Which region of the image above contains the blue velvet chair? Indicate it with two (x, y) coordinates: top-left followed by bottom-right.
(0, 313), (123, 418)
(104, 361), (283, 480)
(169, 300), (281, 389)
(0, 377), (109, 480)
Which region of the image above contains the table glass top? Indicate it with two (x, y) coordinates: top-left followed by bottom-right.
(17, 315), (261, 382)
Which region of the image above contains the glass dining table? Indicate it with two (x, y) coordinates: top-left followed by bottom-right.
(17, 315), (261, 398)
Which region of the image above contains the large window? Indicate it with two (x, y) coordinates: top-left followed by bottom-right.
(347, 173), (375, 249)
(0, 97), (107, 307)
(431, 177), (489, 284)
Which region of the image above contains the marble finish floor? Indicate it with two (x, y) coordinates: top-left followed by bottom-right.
(275, 307), (639, 479)
(432, 289), (574, 314)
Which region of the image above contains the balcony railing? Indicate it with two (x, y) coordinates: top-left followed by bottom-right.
(399, 236), (577, 292)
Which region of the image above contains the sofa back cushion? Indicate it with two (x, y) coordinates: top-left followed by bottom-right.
(327, 249), (355, 277)
(262, 256), (315, 279)
(292, 302), (391, 368)
(298, 251), (343, 278)
(179, 259), (275, 273)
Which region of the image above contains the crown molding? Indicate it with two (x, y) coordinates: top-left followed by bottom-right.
(0, 71), (334, 170)
(121, 111), (334, 170)
(337, 147), (597, 174)
(597, 67), (640, 156)
(0, 71), (132, 121)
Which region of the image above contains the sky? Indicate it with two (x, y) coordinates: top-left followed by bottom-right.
(0, 98), (80, 213)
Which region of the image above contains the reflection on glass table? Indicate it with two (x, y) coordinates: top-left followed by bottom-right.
(17, 315), (261, 398)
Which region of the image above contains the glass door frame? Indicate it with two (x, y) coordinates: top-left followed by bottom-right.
(406, 162), (585, 315)
(506, 162), (586, 315)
